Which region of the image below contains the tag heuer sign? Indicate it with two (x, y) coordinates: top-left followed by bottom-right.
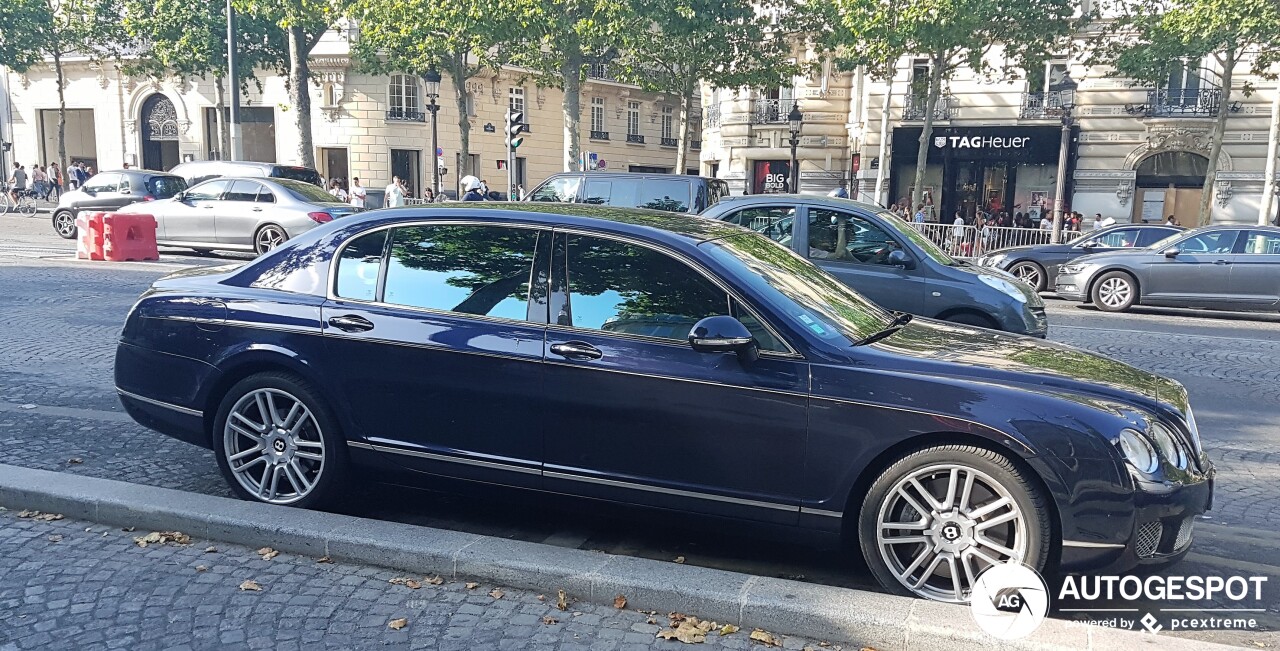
(934, 136), (948, 148)
(933, 135), (1031, 149)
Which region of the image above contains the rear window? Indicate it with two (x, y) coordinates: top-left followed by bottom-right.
(148, 176), (187, 199)
(271, 166), (324, 186)
(580, 177), (692, 213)
(277, 178), (339, 203)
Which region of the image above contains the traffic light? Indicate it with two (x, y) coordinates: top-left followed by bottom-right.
(505, 111), (526, 149)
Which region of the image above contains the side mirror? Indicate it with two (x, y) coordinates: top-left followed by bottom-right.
(174, 191), (187, 202)
(82, 187), (96, 196)
(1163, 248), (1180, 258)
(688, 315), (758, 361)
(887, 249), (916, 269)
(1079, 241), (1097, 249)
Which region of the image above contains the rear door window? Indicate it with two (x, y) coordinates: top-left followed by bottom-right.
(225, 180), (262, 202)
(147, 176), (187, 199)
(335, 230), (389, 301)
(1094, 228), (1140, 248)
(529, 176), (582, 203)
(1241, 231), (1280, 254)
(635, 179), (691, 213)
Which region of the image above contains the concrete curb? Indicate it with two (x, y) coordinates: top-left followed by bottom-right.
(0, 463), (1232, 651)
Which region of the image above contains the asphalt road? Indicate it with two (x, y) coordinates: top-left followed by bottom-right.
(1, 213), (1277, 647)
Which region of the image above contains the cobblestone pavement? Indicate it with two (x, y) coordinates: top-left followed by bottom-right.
(0, 509), (842, 651)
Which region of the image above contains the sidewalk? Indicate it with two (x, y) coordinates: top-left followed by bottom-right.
(0, 508), (838, 651)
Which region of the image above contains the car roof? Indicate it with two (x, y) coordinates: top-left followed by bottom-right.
(711, 194), (888, 213)
(542, 171), (722, 182)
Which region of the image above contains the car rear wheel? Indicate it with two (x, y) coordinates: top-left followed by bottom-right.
(1092, 271), (1137, 312)
(53, 210), (77, 239)
(858, 445), (1050, 603)
(212, 372), (349, 509)
(1009, 261), (1046, 292)
(254, 224), (288, 255)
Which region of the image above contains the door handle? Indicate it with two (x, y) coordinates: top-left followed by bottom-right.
(550, 341), (603, 361)
(327, 315), (375, 333)
(252, 207), (263, 212)
(1214, 260), (1231, 265)
(202, 205), (213, 209)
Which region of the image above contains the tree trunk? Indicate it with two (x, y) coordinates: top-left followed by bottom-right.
(873, 61), (895, 207)
(911, 51), (945, 217)
(287, 24), (315, 169)
(561, 50), (583, 172)
(54, 51), (68, 175)
(449, 55), (472, 182)
(214, 76), (229, 160)
(674, 76), (695, 174)
(1198, 50), (1236, 226)
(1259, 80), (1280, 226)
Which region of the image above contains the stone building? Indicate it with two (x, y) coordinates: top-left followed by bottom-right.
(1, 22), (700, 198)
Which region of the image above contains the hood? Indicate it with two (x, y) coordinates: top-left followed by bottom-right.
(873, 318), (1169, 407)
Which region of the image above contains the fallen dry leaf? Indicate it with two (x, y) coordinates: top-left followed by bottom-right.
(204, 546), (218, 553)
(669, 612), (687, 623)
(47, 535), (62, 543)
(257, 547), (279, 561)
(17, 511), (65, 522)
(542, 616), (559, 625)
(68, 458), (83, 464)
(750, 629), (780, 647)
(423, 576), (444, 586)
(556, 589), (568, 611)
(614, 594), (627, 609)
(657, 618), (708, 644)
(537, 594), (546, 601)
(647, 617), (658, 625)
(465, 582), (480, 590)
(388, 618), (408, 631)
(317, 556), (333, 564)
(489, 588), (504, 600)
(719, 624), (740, 636)
(195, 565), (208, 572)
(133, 531), (190, 548)
(388, 577), (409, 586)
(238, 580), (262, 592)
(673, 556), (686, 564)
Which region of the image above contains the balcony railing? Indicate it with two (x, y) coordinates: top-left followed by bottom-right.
(660, 137), (678, 147)
(626, 133), (645, 144)
(750, 99), (794, 125)
(1020, 90), (1075, 119)
(587, 63), (617, 82)
(386, 109), (426, 122)
(902, 94), (955, 121)
(691, 140), (701, 150)
(1125, 87), (1241, 118)
(705, 105), (721, 128)
(589, 130), (609, 140)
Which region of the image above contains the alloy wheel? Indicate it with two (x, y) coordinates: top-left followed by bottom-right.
(1010, 263), (1042, 291)
(222, 388), (326, 505)
(54, 212), (76, 238)
(255, 225), (286, 254)
(876, 464), (1027, 603)
(1097, 277), (1132, 309)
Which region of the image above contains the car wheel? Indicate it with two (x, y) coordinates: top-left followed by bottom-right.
(1009, 261), (1046, 292)
(212, 372), (349, 509)
(1091, 271), (1137, 312)
(943, 312), (998, 330)
(52, 211), (77, 239)
(858, 445), (1051, 603)
(253, 224), (288, 255)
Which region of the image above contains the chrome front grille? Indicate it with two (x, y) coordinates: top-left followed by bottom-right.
(1173, 518), (1195, 550)
(1136, 521), (1163, 558)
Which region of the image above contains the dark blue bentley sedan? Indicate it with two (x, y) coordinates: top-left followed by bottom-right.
(116, 204), (1213, 603)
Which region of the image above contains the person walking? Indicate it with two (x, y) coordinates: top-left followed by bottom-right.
(1092, 213), (1103, 231)
(384, 176), (405, 208)
(349, 177), (366, 209)
(913, 203), (927, 224)
(8, 163), (27, 205)
(46, 163), (62, 201)
(30, 165), (48, 201)
(328, 179), (348, 202)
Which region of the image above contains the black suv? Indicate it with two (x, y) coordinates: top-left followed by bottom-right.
(52, 170), (187, 239)
(524, 172), (729, 214)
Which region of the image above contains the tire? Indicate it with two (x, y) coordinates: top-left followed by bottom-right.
(212, 372), (350, 509)
(943, 312), (998, 330)
(253, 224), (288, 255)
(1091, 271), (1137, 312)
(52, 210), (77, 239)
(18, 200), (36, 216)
(858, 444), (1051, 603)
(1008, 261), (1046, 292)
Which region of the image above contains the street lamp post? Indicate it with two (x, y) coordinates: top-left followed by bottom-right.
(422, 70), (442, 198)
(788, 102), (803, 194)
(1051, 100), (1075, 244)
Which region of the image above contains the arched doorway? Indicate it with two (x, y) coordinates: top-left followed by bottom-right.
(1133, 151), (1208, 225)
(140, 94), (180, 171)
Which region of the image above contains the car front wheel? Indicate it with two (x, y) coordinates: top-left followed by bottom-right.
(53, 210), (77, 239)
(858, 445), (1050, 603)
(1092, 271), (1138, 312)
(212, 372), (349, 508)
(1009, 261), (1046, 292)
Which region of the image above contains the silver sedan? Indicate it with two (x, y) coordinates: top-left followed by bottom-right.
(1054, 224), (1280, 312)
(119, 177), (361, 254)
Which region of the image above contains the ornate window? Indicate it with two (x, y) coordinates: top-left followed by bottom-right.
(142, 94), (179, 141)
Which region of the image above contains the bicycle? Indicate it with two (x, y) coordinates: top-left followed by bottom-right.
(0, 184), (38, 216)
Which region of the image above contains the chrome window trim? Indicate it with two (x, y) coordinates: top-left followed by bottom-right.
(544, 470), (796, 512)
(116, 388), (203, 417)
(542, 358), (809, 399)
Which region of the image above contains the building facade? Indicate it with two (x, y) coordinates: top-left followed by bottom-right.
(1, 22), (700, 199)
(700, 49), (1278, 225)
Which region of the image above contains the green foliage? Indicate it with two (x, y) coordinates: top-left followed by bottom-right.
(122, 0), (288, 82)
(233, 0), (342, 49)
(0, 0), (125, 72)
(348, 0), (516, 77)
(509, 0), (628, 88)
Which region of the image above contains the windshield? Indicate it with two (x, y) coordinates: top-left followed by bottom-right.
(277, 178), (342, 203)
(702, 232), (894, 345)
(878, 209), (956, 265)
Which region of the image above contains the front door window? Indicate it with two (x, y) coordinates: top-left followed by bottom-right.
(808, 209), (903, 265)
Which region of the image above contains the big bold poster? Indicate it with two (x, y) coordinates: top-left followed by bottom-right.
(753, 160), (791, 194)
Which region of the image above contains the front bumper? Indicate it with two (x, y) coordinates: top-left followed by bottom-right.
(1053, 271), (1090, 301)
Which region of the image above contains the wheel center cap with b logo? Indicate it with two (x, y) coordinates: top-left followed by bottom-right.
(273, 439), (286, 453)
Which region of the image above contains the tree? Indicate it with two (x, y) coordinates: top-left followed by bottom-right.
(122, 0), (287, 159)
(832, 0), (1075, 209)
(0, 0), (124, 175)
(233, 0), (346, 169)
(511, 0), (626, 172)
(1092, 0), (1280, 225)
(618, 0), (795, 175)
(349, 0), (517, 182)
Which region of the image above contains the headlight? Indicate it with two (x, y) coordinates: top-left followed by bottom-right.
(1117, 428), (1158, 474)
(978, 275), (1029, 303)
(1060, 263), (1087, 275)
(984, 253), (1007, 267)
(1148, 420), (1187, 469)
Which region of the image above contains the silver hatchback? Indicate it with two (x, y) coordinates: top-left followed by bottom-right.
(120, 177), (360, 254)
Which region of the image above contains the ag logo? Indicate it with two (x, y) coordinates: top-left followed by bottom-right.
(969, 563), (1049, 640)
(934, 136), (948, 148)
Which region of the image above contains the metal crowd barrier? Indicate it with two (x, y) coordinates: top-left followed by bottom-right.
(904, 223), (1082, 259)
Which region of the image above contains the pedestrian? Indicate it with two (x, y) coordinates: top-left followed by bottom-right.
(423, 187), (434, 203)
(462, 178), (485, 202)
(828, 184), (849, 199)
(328, 178), (348, 202)
(85, 165), (94, 177)
(31, 165), (48, 200)
(46, 163), (62, 201)
(1039, 214), (1052, 230)
(1165, 215), (1178, 226)
(480, 179), (490, 197)
(1092, 213), (1103, 231)
(122, 162), (131, 170)
(949, 209), (965, 252)
(349, 177), (366, 209)
(8, 163), (27, 204)
(913, 203), (926, 223)
(384, 176), (405, 208)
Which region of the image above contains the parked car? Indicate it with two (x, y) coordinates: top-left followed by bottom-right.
(168, 160), (324, 188)
(116, 203), (1212, 603)
(51, 169), (187, 239)
(977, 224), (1183, 292)
(701, 195), (1047, 336)
(524, 172), (729, 214)
(117, 177), (361, 254)
(1055, 225), (1280, 312)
